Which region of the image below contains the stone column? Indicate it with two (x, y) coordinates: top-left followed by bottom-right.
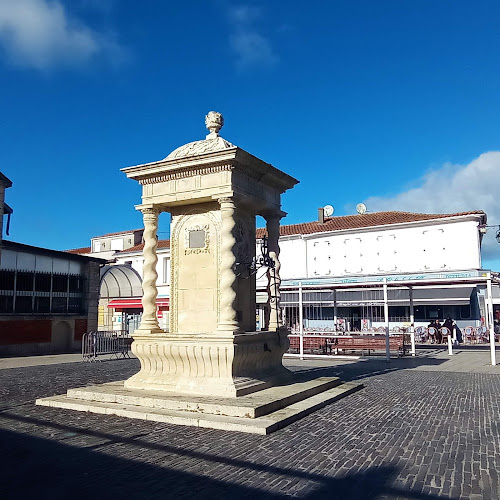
(265, 213), (283, 331)
(217, 197), (240, 333)
(137, 207), (162, 333)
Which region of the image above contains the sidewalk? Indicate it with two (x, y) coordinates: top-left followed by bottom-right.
(0, 347), (499, 498)
(0, 353), (92, 369)
(1, 346), (497, 372)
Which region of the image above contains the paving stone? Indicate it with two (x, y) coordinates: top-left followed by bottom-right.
(0, 352), (499, 498)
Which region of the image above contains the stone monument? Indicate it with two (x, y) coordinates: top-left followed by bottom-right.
(122, 111), (296, 397)
(37, 113), (362, 433)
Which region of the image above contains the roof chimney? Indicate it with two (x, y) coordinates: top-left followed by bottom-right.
(318, 207), (325, 224)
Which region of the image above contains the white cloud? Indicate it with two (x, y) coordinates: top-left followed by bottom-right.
(0, 0), (124, 70)
(226, 4), (277, 69)
(364, 152), (500, 263)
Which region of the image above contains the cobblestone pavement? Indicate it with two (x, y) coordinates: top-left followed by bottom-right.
(0, 352), (499, 500)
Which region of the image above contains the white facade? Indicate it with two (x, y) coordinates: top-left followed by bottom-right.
(256, 214), (483, 290)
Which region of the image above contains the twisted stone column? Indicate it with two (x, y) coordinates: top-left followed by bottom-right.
(265, 214), (283, 331)
(217, 197), (240, 333)
(138, 207), (162, 333)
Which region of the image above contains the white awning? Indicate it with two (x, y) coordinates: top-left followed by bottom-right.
(100, 265), (143, 299)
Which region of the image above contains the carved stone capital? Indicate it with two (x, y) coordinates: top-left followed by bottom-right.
(261, 210), (287, 222)
(218, 197), (235, 208)
(141, 207), (161, 220)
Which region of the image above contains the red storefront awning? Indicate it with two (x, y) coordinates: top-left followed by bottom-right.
(107, 298), (169, 309)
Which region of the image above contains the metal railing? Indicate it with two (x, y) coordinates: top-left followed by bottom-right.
(82, 330), (131, 362)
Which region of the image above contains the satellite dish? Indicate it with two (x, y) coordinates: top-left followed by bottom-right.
(356, 203), (367, 215)
(323, 205), (334, 217)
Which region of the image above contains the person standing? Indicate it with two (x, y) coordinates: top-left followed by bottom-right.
(428, 319), (437, 343)
(443, 317), (454, 343)
(435, 319), (442, 343)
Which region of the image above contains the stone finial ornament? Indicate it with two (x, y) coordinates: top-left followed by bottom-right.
(205, 111), (224, 138)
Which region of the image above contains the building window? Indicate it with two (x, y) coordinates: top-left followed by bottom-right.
(16, 272), (34, 292)
(459, 305), (471, 320)
(93, 241), (102, 252)
(111, 239), (124, 251)
(15, 296), (33, 313)
(52, 297), (67, 314)
(35, 296), (50, 313)
(163, 257), (170, 284)
(69, 276), (83, 293)
(0, 296), (13, 313)
(53, 275), (68, 293)
(0, 271), (15, 290)
(68, 297), (83, 313)
(35, 273), (51, 292)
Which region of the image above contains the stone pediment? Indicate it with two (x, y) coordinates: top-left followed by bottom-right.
(165, 136), (235, 160)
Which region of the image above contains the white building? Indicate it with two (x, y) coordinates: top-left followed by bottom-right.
(70, 209), (500, 335)
(255, 209), (493, 332)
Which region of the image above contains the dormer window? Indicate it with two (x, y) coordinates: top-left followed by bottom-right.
(111, 238), (124, 251)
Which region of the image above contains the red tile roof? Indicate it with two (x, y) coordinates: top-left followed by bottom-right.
(256, 211), (486, 237)
(66, 246), (91, 254)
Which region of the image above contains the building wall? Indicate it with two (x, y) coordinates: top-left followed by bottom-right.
(0, 317), (88, 356)
(281, 218), (481, 281)
(0, 245), (102, 355)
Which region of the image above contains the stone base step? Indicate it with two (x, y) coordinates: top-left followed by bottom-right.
(36, 381), (363, 435)
(65, 376), (343, 418)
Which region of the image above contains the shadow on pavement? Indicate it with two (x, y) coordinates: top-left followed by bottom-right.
(287, 351), (449, 383)
(0, 411), (457, 500)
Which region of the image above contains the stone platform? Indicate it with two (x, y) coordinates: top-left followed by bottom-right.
(36, 376), (363, 434)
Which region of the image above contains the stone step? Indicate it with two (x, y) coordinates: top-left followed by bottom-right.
(36, 381), (363, 435)
(66, 376), (343, 418)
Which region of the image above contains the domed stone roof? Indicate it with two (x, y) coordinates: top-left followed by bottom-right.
(164, 111), (235, 160)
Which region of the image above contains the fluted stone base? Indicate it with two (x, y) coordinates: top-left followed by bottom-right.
(124, 329), (291, 397)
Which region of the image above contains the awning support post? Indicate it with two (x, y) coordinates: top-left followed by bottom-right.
(487, 272), (496, 366)
(333, 289), (337, 331)
(409, 285), (416, 356)
(299, 281), (304, 360)
(384, 278), (390, 362)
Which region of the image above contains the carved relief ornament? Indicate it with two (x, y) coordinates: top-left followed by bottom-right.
(184, 224), (210, 255)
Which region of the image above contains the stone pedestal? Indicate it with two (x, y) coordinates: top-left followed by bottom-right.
(124, 329), (290, 397)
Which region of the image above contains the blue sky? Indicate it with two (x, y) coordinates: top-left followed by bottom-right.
(1, 0), (500, 267)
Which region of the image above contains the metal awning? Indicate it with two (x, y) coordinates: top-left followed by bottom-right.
(100, 265), (143, 299)
(107, 298), (169, 309)
(405, 286), (475, 306)
(281, 286), (475, 306)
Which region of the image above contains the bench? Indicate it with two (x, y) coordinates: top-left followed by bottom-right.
(288, 334), (409, 357)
